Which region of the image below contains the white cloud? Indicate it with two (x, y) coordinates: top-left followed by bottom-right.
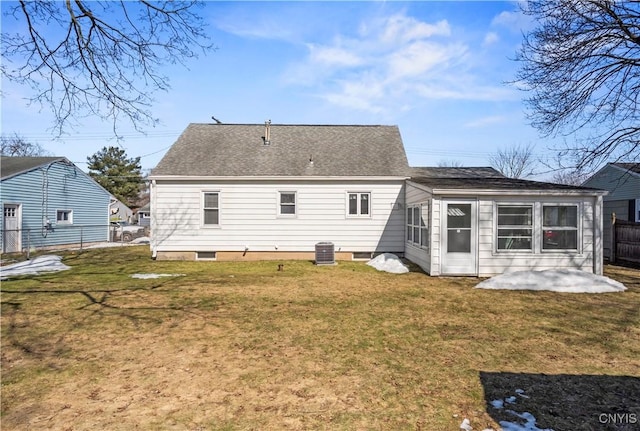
(308, 44), (363, 67)
(376, 14), (451, 45)
(483, 31), (499, 46)
(281, 10), (516, 113)
(491, 9), (534, 33)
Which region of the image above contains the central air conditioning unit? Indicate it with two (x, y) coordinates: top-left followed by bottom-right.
(315, 242), (335, 265)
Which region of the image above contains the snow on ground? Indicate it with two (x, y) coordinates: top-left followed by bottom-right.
(0, 255), (70, 280)
(366, 253), (409, 274)
(490, 390), (554, 431)
(476, 269), (626, 293)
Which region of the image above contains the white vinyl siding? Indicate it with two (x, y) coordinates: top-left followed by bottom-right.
(153, 180), (404, 253)
(404, 182), (432, 273)
(475, 197), (594, 276)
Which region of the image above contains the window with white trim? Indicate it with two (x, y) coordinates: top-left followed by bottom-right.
(542, 205), (578, 250)
(407, 203), (429, 248)
(497, 205), (532, 250)
(348, 192), (370, 217)
(56, 209), (73, 224)
(203, 192), (219, 226)
(279, 192), (296, 216)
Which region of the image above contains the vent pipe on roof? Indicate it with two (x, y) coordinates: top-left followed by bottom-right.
(263, 119), (271, 145)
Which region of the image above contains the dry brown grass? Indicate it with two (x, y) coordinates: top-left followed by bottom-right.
(1, 246), (639, 430)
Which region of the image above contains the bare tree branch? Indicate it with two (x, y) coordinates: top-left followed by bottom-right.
(516, 1), (640, 170)
(489, 143), (537, 179)
(1, 133), (51, 156)
(2, 1), (213, 137)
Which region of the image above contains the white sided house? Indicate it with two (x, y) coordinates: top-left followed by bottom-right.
(149, 122), (607, 276)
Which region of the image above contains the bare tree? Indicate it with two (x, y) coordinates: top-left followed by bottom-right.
(437, 160), (464, 167)
(0, 133), (51, 156)
(1, 1), (212, 136)
(516, 1), (640, 171)
(551, 168), (591, 186)
(489, 143), (537, 179)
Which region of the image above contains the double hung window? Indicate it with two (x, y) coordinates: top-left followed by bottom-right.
(542, 205), (578, 250)
(497, 206), (532, 250)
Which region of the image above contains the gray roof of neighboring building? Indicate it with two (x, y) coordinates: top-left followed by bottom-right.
(1, 156), (67, 180)
(151, 123), (410, 177)
(612, 162), (640, 175)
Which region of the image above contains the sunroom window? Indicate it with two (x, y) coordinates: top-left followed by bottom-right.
(542, 205), (578, 250)
(497, 205), (532, 250)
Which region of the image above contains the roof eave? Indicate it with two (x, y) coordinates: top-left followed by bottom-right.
(428, 188), (608, 196)
(149, 175), (410, 181)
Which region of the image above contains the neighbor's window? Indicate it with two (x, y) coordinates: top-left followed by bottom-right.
(203, 192), (219, 225)
(56, 209), (73, 224)
(348, 192), (370, 216)
(279, 192), (296, 216)
(497, 205), (532, 250)
(542, 205), (578, 250)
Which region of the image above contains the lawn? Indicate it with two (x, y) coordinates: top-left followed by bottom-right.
(1, 246), (639, 430)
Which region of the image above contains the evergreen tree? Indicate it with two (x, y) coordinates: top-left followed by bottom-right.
(87, 146), (142, 206)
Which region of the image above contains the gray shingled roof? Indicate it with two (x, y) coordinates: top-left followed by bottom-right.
(411, 166), (505, 178)
(410, 176), (604, 192)
(151, 123), (410, 177)
(1, 156), (66, 180)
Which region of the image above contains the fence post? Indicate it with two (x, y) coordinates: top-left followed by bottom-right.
(611, 212), (616, 264)
(26, 229), (30, 260)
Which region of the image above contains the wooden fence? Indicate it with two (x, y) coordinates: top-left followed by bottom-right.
(611, 214), (640, 265)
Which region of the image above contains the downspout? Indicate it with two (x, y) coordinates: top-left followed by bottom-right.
(150, 179), (157, 259)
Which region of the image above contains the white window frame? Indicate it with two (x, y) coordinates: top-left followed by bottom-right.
(346, 192), (371, 218)
(495, 204), (533, 252)
(278, 191), (297, 217)
(406, 202), (429, 249)
(56, 209), (73, 225)
(541, 204), (580, 252)
(202, 191), (220, 227)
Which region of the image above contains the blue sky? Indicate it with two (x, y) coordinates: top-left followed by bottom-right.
(2, 1), (552, 175)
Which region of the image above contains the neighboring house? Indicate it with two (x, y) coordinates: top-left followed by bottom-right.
(1, 157), (112, 253)
(582, 162), (640, 260)
(149, 122), (607, 276)
(109, 197), (134, 223)
(137, 203), (151, 227)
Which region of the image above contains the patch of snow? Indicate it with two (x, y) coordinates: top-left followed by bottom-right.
(499, 411), (553, 431)
(460, 418), (473, 431)
(366, 253), (409, 274)
(130, 236), (150, 244)
(491, 392), (554, 431)
(491, 399), (504, 409)
(130, 273), (185, 279)
(475, 269), (626, 293)
(0, 255), (70, 280)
